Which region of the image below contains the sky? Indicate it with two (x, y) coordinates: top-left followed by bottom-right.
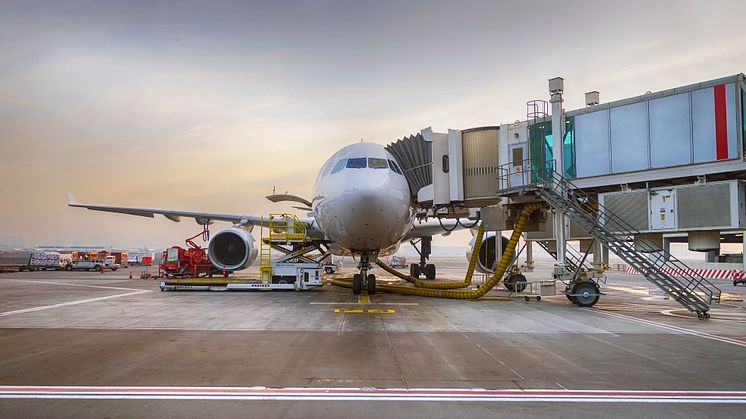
(1, 0), (745, 250)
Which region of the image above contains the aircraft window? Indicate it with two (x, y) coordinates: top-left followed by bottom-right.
(388, 159), (403, 175)
(330, 159), (347, 174)
(368, 158), (388, 169)
(346, 158), (367, 169)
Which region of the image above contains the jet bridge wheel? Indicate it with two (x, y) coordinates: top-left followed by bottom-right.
(367, 274), (376, 295)
(352, 274), (362, 295)
(571, 281), (600, 307)
(565, 286), (578, 304)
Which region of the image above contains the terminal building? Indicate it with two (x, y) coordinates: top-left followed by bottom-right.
(387, 73), (746, 318)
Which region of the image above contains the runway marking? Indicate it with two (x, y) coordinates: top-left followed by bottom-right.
(605, 286), (651, 296)
(333, 308), (396, 314)
(0, 290), (150, 317)
(589, 309), (746, 348)
(0, 386), (744, 403)
(2, 279), (147, 292)
(310, 302), (418, 306)
(359, 295), (369, 305)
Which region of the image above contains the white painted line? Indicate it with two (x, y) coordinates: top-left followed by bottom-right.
(589, 309), (746, 348)
(2, 279), (146, 292)
(0, 386), (744, 403)
(0, 290), (149, 317)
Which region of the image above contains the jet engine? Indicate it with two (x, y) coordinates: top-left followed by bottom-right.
(466, 232), (509, 274)
(208, 227), (258, 272)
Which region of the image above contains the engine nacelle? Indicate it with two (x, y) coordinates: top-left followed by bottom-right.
(466, 232), (510, 274)
(208, 227), (258, 272)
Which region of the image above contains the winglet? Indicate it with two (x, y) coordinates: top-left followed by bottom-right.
(67, 192), (79, 206)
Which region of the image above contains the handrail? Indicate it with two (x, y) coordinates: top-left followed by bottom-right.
(534, 170), (719, 306)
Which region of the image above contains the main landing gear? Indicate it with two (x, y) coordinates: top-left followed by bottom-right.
(409, 236), (437, 280)
(353, 253), (376, 295)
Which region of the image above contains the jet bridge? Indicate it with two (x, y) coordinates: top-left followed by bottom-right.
(387, 73), (746, 317)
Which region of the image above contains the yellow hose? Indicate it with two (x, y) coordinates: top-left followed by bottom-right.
(333, 203), (544, 299)
(374, 224), (486, 289)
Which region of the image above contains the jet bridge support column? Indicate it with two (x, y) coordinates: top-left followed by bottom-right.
(742, 232), (746, 273)
(549, 77), (567, 278)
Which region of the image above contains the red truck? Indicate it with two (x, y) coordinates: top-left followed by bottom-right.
(159, 232), (218, 278)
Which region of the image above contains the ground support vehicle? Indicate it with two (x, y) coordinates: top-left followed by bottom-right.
(159, 231), (218, 278)
(388, 255), (407, 268)
(65, 256), (119, 271)
(29, 251), (64, 271)
(0, 251), (32, 272)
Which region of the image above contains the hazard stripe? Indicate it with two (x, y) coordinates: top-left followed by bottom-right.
(714, 84), (728, 160)
(624, 266), (743, 279)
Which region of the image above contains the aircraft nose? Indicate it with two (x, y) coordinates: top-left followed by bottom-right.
(340, 178), (409, 251)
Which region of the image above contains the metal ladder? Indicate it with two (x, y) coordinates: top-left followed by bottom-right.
(534, 171), (720, 316)
(536, 240), (606, 284)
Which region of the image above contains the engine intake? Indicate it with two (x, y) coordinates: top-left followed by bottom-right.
(466, 232), (509, 274)
(208, 227), (258, 271)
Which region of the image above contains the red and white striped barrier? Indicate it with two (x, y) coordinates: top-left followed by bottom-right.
(624, 266), (744, 279)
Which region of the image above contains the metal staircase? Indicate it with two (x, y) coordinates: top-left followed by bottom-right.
(533, 171), (720, 316)
(536, 240), (606, 284)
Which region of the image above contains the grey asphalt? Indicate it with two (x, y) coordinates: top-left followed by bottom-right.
(0, 260), (744, 418)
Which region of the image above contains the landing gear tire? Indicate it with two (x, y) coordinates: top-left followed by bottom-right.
(504, 273), (527, 292)
(409, 263), (420, 279)
(424, 264), (436, 280)
(571, 281), (600, 307)
(367, 274), (376, 295)
(352, 274), (362, 295)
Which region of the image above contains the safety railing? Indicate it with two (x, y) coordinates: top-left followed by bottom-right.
(534, 171), (720, 314)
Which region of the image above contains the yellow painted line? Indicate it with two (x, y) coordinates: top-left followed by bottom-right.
(310, 302), (418, 306)
(333, 308), (396, 314)
(606, 286), (651, 296)
(359, 295), (369, 305)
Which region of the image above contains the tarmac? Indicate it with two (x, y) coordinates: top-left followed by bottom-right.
(1, 258), (745, 418)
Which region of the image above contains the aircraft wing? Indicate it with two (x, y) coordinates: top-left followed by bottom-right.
(67, 193), (312, 229)
(404, 218), (479, 240)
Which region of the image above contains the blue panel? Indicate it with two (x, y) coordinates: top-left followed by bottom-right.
(574, 109), (610, 177)
(650, 92), (691, 168)
(692, 87), (716, 163)
(610, 102), (649, 172)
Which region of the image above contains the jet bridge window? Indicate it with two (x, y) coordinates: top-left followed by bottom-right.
(330, 159), (347, 174)
(388, 159), (403, 175)
(346, 158), (367, 169)
(368, 158), (388, 169)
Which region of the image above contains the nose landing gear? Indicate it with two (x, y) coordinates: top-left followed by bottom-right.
(353, 253), (376, 295)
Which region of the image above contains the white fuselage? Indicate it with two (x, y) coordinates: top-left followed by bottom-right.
(312, 142), (413, 257)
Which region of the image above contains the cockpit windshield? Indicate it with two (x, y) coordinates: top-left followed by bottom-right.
(388, 159), (403, 175)
(346, 158), (367, 169)
(330, 156), (403, 174)
(368, 158), (388, 169)
(330, 159), (347, 174)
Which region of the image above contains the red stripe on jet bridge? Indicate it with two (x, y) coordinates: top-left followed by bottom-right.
(714, 84), (728, 160)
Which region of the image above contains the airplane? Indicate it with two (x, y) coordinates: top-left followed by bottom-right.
(68, 141), (489, 295)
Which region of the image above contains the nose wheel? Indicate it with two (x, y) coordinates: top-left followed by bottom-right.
(367, 274), (376, 295)
(353, 254), (376, 295)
